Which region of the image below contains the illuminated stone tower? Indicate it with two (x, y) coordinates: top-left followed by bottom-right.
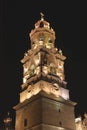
(14, 14), (76, 130)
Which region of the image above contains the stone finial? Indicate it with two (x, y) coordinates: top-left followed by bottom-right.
(59, 49), (63, 55)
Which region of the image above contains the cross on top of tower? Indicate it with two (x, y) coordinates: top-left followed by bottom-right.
(40, 12), (44, 21)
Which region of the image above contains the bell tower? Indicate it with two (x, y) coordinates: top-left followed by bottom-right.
(14, 14), (76, 130)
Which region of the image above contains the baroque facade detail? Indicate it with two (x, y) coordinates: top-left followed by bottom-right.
(20, 14), (69, 103)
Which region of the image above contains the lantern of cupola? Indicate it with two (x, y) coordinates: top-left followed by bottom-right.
(29, 13), (55, 49)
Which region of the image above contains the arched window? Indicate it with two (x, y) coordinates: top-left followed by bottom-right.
(40, 22), (44, 27)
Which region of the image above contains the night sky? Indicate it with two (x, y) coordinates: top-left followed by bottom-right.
(0, 0), (87, 125)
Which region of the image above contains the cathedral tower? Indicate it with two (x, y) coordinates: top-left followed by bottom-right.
(14, 14), (76, 130)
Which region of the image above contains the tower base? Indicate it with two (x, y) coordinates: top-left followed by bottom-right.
(14, 92), (76, 130)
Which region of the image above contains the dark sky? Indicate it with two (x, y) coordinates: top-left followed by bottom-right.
(0, 0), (87, 125)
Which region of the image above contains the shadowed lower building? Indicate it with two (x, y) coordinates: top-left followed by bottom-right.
(0, 112), (15, 130)
(75, 113), (87, 130)
(14, 14), (77, 130)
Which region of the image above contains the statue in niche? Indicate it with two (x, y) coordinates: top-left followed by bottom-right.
(50, 63), (56, 74)
(58, 61), (63, 72)
(29, 64), (36, 76)
(46, 38), (53, 49)
(44, 56), (47, 64)
(41, 52), (47, 65)
(83, 113), (87, 126)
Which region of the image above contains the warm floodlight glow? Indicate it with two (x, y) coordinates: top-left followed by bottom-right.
(35, 66), (40, 74)
(43, 66), (48, 74)
(75, 117), (81, 123)
(24, 67), (28, 73)
(23, 78), (26, 83)
(35, 58), (40, 66)
(39, 40), (43, 45)
(3, 112), (12, 124)
(33, 44), (37, 49)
